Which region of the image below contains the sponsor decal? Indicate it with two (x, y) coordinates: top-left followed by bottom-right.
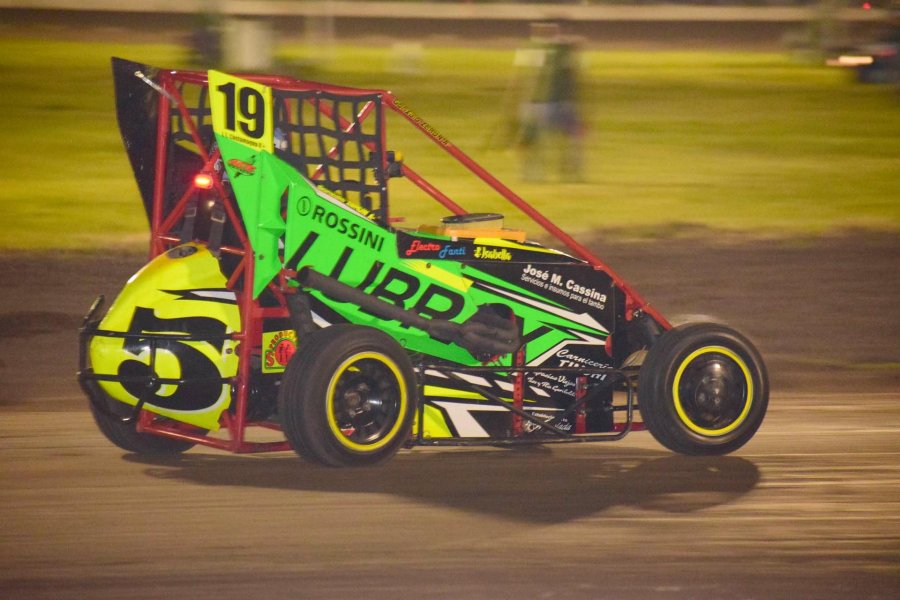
(262, 329), (297, 373)
(523, 411), (573, 434)
(473, 246), (512, 261)
(315, 185), (378, 221)
(519, 264), (608, 310)
(555, 348), (608, 370)
(300, 203), (385, 252)
(404, 239), (442, 256)
(392, 98), (450, 147)
(363, 265), (466, 320)
(227, 158), (256, 177)
(469, 276), (608, 333)
(525, 345), (611, 398)
(439, 244), (466, 259)
(526, 371), (577, 396)
(398, 234), (577, 265)
(401, 238), (467, 259)
(296, 195), (312, 216)
(291, 230), (467, 323)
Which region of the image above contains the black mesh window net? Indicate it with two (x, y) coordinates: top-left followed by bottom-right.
(273, 90), (387, 222)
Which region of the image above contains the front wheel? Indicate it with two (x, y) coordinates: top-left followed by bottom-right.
(87, 386), (196, 455)
(639, 323), (768, 455)
(278, 324), (416, 467)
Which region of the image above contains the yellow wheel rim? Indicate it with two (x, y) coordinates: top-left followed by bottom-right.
(325, 351), (408, 452)
(672, 345), (754, 437)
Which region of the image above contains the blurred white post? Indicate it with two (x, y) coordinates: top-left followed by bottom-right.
(304, 0), (336, 64)
(223, 15), (275, 70)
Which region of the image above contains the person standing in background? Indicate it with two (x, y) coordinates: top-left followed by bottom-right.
(517, 21), (585, 183)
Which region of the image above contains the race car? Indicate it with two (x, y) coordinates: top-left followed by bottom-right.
(77, 58), (768, 466)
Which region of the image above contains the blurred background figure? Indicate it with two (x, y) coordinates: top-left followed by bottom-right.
(515, 21), (585, 183)
(822, 1), (900, 85)
(188, 0), (222, 67)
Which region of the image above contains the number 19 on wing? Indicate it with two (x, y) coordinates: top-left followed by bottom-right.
(209, 70), (274, 153)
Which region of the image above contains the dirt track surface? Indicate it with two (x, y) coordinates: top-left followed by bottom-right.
(1, 395), (899, 599)
(0, 234), (898, 599)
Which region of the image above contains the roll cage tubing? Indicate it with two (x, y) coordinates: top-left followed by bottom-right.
(149, 68), (670, 325)
(133, 67), (666, 451)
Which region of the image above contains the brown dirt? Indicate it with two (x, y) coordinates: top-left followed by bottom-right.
(0, 232), (897, 409)
(591, 231), (899, 394)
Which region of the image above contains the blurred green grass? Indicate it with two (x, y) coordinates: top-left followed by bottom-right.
(1, 38), (898, 249)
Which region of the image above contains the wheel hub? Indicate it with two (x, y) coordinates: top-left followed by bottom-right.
(342, 385), (367, 411)
(332, 361), (401, 444)
(679, 355), (746, 430)
(695, 363), (728, 409)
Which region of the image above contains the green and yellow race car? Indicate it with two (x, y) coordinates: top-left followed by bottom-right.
(78, 58), (768, 467)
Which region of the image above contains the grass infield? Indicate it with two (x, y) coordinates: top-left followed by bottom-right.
(1, 38), (897, 249)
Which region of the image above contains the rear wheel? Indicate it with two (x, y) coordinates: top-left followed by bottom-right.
(278, 325), (416, 467)
(639, 323), (768, 455)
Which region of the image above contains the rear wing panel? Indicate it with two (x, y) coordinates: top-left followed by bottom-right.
(112, 57), (159, 223)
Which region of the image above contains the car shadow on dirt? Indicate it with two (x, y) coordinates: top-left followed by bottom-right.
(124, 448), (760, 524)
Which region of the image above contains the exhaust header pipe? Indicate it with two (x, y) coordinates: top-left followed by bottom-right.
(296, 267), (519, 358)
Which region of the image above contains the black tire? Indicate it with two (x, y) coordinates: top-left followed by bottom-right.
(278, 324), (416, 467)
(87, 388), (196, 455)
(639, 322), (768, 456)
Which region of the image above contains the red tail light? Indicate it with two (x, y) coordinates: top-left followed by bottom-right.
(194, 173), (214, 189)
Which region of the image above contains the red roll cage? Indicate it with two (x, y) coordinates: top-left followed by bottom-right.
(105, 61), (665, 452)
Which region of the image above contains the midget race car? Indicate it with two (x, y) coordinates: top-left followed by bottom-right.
(77, 58), (768, 466)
